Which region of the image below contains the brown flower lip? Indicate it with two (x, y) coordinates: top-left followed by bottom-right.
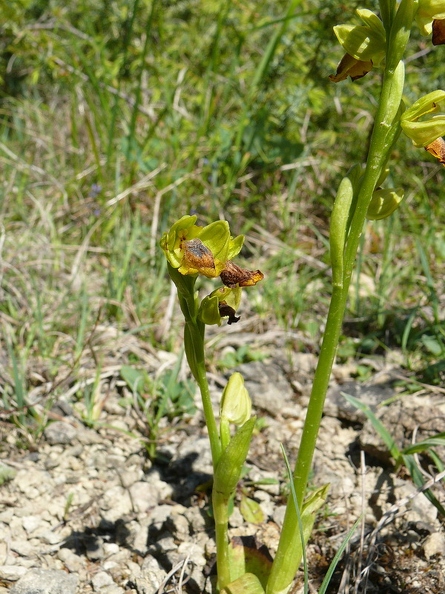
(220, 261), (264, 288)
(182, 238), (216, 272)
(425, 137), (445, 165)
(432, 19), (445, 46)
(218, 302), (240, 325)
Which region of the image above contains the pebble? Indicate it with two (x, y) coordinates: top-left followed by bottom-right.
(423, 532), (445, 558)
(9, 568), (78, 594)
(44, 421), (78, 445)
(0, 566), (28, 581)
(91, 570), (114, 589)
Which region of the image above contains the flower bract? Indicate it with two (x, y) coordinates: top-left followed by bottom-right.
(220, 372), (252, 426)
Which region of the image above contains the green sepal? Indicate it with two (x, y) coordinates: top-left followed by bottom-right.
(214, 417), (256, 499)
(198, 286), (242, 326)
(199, 220), (232, 264)
(416, 0), (445, 35)
(228, 233), (245, 260)
(333, 10), (386, 63)
(366, 188), (404, 220)
(401, 90), (445, 146)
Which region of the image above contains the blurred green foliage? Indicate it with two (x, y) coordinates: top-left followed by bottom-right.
(1, 0), (445, 435)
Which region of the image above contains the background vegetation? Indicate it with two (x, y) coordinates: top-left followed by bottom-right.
(1, 0), (444, 442)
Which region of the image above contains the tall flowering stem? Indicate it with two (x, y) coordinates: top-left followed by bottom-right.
(161, 216), (263, 591)
(266, 2), (429, 592)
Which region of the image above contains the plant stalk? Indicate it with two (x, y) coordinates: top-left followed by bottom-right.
(266, 59), (406, 594)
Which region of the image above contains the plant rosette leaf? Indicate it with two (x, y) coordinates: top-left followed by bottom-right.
(266, 484), (329, 594)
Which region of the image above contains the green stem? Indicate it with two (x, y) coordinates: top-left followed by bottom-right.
(195, 354), (222, 467)
(266, 60), (406, 594)
(213, 491), (232, 589)
(184, 316), (222, 468)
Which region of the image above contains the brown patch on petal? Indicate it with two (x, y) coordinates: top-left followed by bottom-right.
(432, 19), (445, 45)
(329, 53), (373, 83)
(182, 238), (216, 272)
(425, 137), (445, 165)
(220, 261), (264, 288)
(218, 301), (240, 325)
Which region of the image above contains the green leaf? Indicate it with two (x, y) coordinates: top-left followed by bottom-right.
(240, 494), (265, 524)
(402, 454), (445, 516)
(120, 365), (148, 395)
(342, 392), (402, 462)
(222, 572), (266, 594)
(214, 418), (256, 499)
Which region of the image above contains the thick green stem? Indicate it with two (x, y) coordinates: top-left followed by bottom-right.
(213, 491), (232, 589)
(184, 319), (222, 467)
(195, 355), (222, 467)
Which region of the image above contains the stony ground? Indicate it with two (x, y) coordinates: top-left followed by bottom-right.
(1, 326), (445, 594)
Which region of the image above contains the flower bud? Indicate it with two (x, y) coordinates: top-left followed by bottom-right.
(220, 372), (252, 426)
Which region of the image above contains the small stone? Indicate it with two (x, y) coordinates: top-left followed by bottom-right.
(84, 535), (105, 561)
(57, 548), (85, 573)
(91, 571), (114, 590)
(44, 422), (78, 445)
(119, 469), (142, 489)
(423, 532), (445, 558)
(103, 543), (120, 556)
(22, 516), (42, 534)
(137, 555), (167, 591)
(100, 486), (132, 522)
(129, 481), (169, 513)
(9, 568), (78, 594)
(9, 540), (35, 557)
(0, 566), (28, 581)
